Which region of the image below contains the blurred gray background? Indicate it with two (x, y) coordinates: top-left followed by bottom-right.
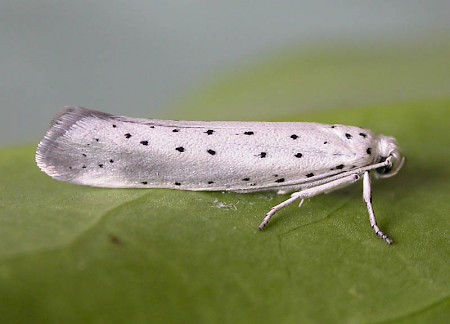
(1, 1), (449, 147)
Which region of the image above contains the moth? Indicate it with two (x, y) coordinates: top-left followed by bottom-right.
(36, 107), (404, 244)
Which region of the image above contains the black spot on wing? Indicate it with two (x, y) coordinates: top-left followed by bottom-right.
(331, 164), (345, 171)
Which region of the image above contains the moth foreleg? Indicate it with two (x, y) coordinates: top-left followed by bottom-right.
(363, 171), (393, 245)
(258, 173), (361, 231)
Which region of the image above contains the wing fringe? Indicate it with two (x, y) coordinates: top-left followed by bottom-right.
(36, 107), (111, 176)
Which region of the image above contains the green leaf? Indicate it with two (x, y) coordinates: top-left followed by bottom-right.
(1, 49), (449, 323)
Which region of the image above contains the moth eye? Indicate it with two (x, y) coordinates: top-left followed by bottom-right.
(376, 166), (391, 174)
(376, 157), (391, 175)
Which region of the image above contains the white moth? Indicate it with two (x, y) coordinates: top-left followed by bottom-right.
(36, 107), (405, 244)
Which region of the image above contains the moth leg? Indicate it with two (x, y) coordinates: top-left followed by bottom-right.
(363, 171), (393, 245)
(259, 173), (361, 231)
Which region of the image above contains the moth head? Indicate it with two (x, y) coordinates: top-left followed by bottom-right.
(375, 135), (405, 179)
